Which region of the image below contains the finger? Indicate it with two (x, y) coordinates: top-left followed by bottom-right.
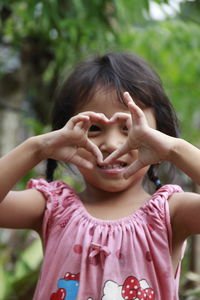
(74, 119), (91, 132)
(123, 160), (147, 179)
(123, 92), (147, 126)
(67, 115), (90, 130)
(109, 113), (132, 132)
(123, 91), (138, 106)
(67, 112), (109, 130)
(110, 112), (130, 121)
(75, 112), (110, 132)
(103, 142), (130, 164)
(84, 139), (103, 162)
(128, 102), (146, 122)
(79, 111), (109, 123)
(70, 155), (94, 169)
(109, 112), (131, 123)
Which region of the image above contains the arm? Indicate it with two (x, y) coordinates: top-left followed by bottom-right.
(0, 112), (106, 231)
(167, 138), (200, 238)
(0, 138), (46, 232)
(104, 92), (200, 238)
(0, 138), (42, 202)
(169, 138), (200, 185)
(0, 138), (45, 231)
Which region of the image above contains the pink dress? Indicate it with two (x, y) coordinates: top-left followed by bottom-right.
(28, 179), (185, 300)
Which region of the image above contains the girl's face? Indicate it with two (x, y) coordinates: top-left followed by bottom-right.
(75, 88), (156, 193)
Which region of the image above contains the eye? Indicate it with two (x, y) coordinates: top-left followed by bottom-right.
(88, 124), (102, 137)
(88, 124), (101, 132)
(122, 125), (128, 131)
(121, 125), (129, 135)
(121, 124), (129, 136)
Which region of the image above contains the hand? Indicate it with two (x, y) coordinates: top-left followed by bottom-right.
(104, 92), (176, 178)
(38, 112), (108, 169)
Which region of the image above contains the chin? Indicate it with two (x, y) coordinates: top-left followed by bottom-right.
(91, 180), (133, 193)
(101, 186), (127, 193)
(81, 169), (145, 193)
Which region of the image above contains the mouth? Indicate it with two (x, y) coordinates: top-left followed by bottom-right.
(97, 162), (127, 169)
(97, 161), (128, 175)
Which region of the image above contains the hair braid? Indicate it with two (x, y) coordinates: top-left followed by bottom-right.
(147, 164), (162, 190)
(46, 158), (58, 182)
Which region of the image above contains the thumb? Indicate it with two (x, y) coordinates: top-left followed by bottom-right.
(103, 141), (130, 164)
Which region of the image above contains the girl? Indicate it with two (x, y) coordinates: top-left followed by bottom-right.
(0, 52), (200, 300)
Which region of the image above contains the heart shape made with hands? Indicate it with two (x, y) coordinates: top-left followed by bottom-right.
(72, 91), (159, 179)
(71, 101), (151, 175)
(86, 112), (132, 158)
(83, 110), (152, 177)
(64, 111), (133, 171)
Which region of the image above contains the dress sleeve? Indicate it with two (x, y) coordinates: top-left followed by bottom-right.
(147, 184), (184, 252)
(27, 178), (78, 246)
(154, 185), (187, 281)
(150, 184), (183, 212)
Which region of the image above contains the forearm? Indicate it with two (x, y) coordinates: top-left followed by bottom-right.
(0, 137), (42, 201)
(169, 138), (200, 185)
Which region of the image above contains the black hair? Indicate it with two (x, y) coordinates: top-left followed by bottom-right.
(46, 52), (179, 190)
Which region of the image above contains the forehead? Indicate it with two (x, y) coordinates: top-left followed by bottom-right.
(76, 88), (129, 118)
(76, 87), (156, 128)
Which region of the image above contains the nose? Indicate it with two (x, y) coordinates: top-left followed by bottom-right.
(99, 130), (125, 156)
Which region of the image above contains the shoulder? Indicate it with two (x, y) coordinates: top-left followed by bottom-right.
(169, 189), (200, 238)
(152, 184), (183, 199)
(28, 178), (71, 195)
(0, 188), (46, 232)
(149, 184), (183, 211)
(141, 184), (183, 226)
(29, 178), (81, 221)
(28, 178), (78, 203)
(28, 179), (81, 243)
(168, 189), (200, 217)
(28, 178), (79, 211)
